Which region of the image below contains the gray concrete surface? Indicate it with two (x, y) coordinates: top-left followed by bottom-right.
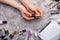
(0, 0), (51, 40)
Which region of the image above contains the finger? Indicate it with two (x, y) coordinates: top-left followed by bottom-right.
(35, 10), (41, 17)
(36, 7), (43, 17)
(21, 12), (34, 20)
(26, 7), (34, 14)
(25, 11), (32, 16)
(28, 9), (33, 14)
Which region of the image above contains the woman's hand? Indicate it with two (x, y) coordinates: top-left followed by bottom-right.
(0, 0), (42, 20)
(20, 0), (42, 18)
(25, 5), (42, 18)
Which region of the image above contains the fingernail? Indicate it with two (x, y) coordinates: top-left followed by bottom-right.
(35, 15), (40, 16)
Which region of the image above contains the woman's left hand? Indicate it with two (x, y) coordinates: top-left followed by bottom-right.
(26, 5), (42, 18)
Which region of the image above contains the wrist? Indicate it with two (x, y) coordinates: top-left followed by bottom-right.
(17, 5), (26, 12)
(17, 5), (23, 11)
(20, 0), (31, 7)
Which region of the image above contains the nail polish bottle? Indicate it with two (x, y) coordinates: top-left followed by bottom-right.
(3, 28), (9, 35)
(5, 30), (9, 35)
(0, 20), (7, 25)
(9, 31), (16, 39)
(0, 35), (5, 39)
(19, 29), (26, 35)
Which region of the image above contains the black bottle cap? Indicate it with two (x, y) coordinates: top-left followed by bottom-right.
(51, 12), (59, 15)
(9, 31), (16, 39)
(9, 34), (14, 39)
(54, 0), (59, 2)
(57, 4), (60, 9)
(3, 21), (7, 24)
(22, 29), (26, 32)
(3, 38), (8, 40)
(5, 30), (9, 35)
(0, 35), (5, 39)
(32, 14), (36, 18)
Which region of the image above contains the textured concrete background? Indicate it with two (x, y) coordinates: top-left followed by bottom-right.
(0, 0), (50, 40)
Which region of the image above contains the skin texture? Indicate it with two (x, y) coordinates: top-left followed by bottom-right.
(0, 0), (42, 20)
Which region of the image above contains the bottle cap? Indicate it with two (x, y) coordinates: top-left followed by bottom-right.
(3, 21), (7, 24)
(32, 14), (36, 18)
(54, 0), (59, 2)
(5, 30), (9, 35)
(0, 35), (5, 39)
(22, 29), (26, 32)
(51, 12), (59, 15)
(9, 34), (14, 39)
